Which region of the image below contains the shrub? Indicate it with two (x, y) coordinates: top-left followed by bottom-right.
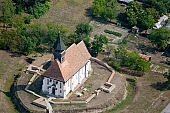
(108, 61), (121, 72)
(104, 29), (122, 37)
(18, 68), (22, 71)
(31, 1), (50, 19)
(24, 16), (32, 24)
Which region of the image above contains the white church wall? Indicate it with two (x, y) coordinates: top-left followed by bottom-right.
(42, 77), (64, 97)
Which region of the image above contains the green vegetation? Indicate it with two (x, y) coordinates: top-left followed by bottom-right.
(104, 29), (122, 37)
(13, 0), (50, 18)
(145, 0), (170, 15)
(87, 83), (93, 89)
(125, 1), (158, 29)
(125, 1), (142, 26)
(0, 0), (15, 29)
(148, 28), (170, 50)
(91, 34), (108, 56)
(105, 45), (151, 75)
(24, 16), (32, 24)
(106, 78), (135, 113)
(91, 0), (117, 20)
(163, 70), (170, 84)
(29, 1), (50, 19)
(0, 22), (69, 55)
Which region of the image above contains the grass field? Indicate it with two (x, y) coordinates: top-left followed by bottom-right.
(33, 0), (93, 31)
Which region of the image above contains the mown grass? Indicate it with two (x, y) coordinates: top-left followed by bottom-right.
(104, 78), (136, 113)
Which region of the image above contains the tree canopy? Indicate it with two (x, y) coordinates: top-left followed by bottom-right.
(91, 0), (117, 20)
(91, 34), (108, 56)
(125, 1), (160, 29)
(125, 1), (142, 26)
(0, 0), (15, 28)
(145, 0), (170, 15)
(115, 45), (151, 73)
(13, 0), (50, 18)
(148, 28), (170, 50)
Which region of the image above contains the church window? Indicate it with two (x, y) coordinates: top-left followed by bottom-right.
(60, 83), (62, 88)
(47, 79), (49, 85)
(62, 57), (65, 62)
(56, 81), (58, 84)
(68, 80), (69, 87)
(60, 90), (61, 93)
(50, 79), (52, 82)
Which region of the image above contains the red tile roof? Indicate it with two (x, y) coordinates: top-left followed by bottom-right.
(127, 50), (151, 61)
(43, 41), (91, 82)
(138, 54), (151, 61)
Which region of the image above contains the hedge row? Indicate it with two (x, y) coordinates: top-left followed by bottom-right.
(104, 29), (122, 37)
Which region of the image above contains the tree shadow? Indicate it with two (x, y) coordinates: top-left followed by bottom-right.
(85, 7), (113, 25)
(137, 43), (157, 54)
(25, 57), (35, 64)
(16, 85), (27, 91)
(116, 13), (131, 29)
(9, 52), (22, 58)
(0, 89), (11, 98)
(150, 82), (170, 91)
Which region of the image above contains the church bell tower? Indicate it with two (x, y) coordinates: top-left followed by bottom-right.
(53, 31), (66, 63)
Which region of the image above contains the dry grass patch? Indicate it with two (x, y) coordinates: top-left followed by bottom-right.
(33, 0), (93, 31)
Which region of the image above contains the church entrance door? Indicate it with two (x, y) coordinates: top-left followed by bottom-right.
(52, 87), (55, 95)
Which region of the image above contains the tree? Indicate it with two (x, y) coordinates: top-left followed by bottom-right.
(148, 28), (170, 50)
(114, 45), (127, 60)
(0, 0), (15, 29)
(65, 33), (79, 46)
(163, 70), (170, 84)
(125, 1), (142, 26)
(138, 13), (155, 29)
(76, 23), (93, 37)
(145, 0), (170, 15)
(75, 23), (92, 48)
(91, 34), (108, 56)
(114, 45), (151, 74)
(91, 0), (117, 20)
(145, 8), (160, 21)
(106, 45), (114, 57)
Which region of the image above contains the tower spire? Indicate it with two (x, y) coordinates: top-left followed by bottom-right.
(53, 31), (66, 51)
(53, 31), (66, 63)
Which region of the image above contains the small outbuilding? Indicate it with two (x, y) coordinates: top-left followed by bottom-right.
(118, 0), (133, 4)
(153, 15), (168, 29)
(132, 26), (139, 34)
(140, 29), (152, 37)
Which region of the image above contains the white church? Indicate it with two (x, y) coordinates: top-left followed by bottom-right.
(42, 32), (91, 99)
